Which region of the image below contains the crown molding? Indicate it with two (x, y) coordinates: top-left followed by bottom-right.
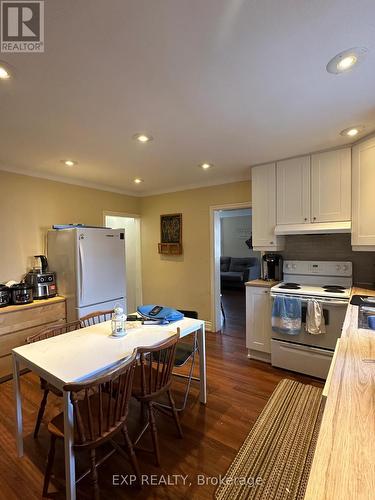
(0, 164), (139, 196)
(139, 173), (250, 197)
(0, 164), (250, 198)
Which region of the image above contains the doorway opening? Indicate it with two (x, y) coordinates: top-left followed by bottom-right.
(103, 212), (142, 314)
(210, 203), (261, 335)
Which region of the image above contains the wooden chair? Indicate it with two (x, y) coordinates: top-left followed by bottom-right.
(26, 320), (82, 438)
(43, 350), (139, 499)
(80, 309), (114, 328)
(132, 333), (182, 466)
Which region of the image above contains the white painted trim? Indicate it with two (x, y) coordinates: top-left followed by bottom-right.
(103, 212), (143, 310)
(209, 201), (252, 332)
(103, 210), (141, 219)
(141, 174), (250, 197)
(0, 164), (137, 196)
(0, 164), (250, 198)
(352, 245), (375, 252)
(204, 320), (213, 332)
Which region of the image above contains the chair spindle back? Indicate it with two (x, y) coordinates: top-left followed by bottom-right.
(26, 320), (81, 344)
(80, 310), (114, 328)
(63, 351), (137, 449)
(138, 334), (179, 399)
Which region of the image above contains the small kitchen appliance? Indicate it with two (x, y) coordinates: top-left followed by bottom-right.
(262, 253), (283, 281)
(0, 284), (11, 307)
(10, 283), (34, 305)
(270, 260), (352, 379)
(25, 255), (57, 300)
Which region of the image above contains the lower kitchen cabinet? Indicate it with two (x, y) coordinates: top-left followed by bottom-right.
(0, 296), (66, 381)
(246, 285), (273, 361)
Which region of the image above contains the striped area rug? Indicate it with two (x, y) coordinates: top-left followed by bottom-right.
(215, 379), (323, 500)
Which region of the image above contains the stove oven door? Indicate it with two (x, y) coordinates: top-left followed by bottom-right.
(270, 295), (348, 351)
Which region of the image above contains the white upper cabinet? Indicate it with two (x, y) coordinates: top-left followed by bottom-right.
(275, 149), (352, 234)
(311, 149), (351, 223)
(252, 163), (284, 250)
(277, 156), (311, 224)
(352, 137), (375, 249)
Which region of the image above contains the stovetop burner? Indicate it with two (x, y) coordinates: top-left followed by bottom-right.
(323, 285), (346, 290)
(279, 283), (301, 290)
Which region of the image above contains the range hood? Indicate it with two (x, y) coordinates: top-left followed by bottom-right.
(274, 221), (351, 235)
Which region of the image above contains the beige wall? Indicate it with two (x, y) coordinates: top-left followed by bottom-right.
(0, 170), (250, 324)
(140, 181), (251, 323)
(0, 171), (140, 282)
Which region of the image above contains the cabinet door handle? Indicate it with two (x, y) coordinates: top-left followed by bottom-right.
(264, 290), (269, 294)
(313, 217), (316, 221)
(304, 217), (307, 221)
(270, 241), (274, 245)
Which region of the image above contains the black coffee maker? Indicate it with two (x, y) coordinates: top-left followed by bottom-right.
(262, 254), (283, 281)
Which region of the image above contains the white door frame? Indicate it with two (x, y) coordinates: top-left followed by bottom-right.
(103, 210), (143, 309)
(209, 201), (252, 332)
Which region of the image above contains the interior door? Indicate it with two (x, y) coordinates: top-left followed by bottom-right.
(276, 156), (310, 224)
(77, 229), (126, 307)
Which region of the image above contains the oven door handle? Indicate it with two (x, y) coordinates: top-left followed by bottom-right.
(319, 300), (348, 306)
(270, 293), (348, 307)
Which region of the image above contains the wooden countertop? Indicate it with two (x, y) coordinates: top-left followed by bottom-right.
(304, 287), (375, 500)
(0, 296), (65, 315)
(245, 279), (279, 288)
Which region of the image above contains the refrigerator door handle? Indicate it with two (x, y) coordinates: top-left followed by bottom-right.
(78, 240), (84, 303)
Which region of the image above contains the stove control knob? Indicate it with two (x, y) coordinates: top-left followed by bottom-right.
(292, 264), (296, 269)
(336, 265), (341, 271)
(285, 263), (290, 269)
(342, 265), (348, 271)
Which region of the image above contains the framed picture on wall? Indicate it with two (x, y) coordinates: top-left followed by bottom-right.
(158, 213), (183, 254)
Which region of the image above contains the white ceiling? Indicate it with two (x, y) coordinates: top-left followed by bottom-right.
(1, 0), (375, 196)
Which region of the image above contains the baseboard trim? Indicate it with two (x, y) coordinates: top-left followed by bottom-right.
(205, 320), (213, 332)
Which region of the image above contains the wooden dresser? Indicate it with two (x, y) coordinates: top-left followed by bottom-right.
(0, 296), (66, 381)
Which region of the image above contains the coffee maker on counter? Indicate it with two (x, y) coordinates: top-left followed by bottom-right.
(25, 255), (57, 299)
(262, 253), (283, 281)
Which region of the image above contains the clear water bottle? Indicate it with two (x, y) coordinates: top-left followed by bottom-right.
(111, 304), (127, 337)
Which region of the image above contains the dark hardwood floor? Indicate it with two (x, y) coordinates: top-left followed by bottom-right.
(220, 288), (246, 337)
(0, 331), (323, 500)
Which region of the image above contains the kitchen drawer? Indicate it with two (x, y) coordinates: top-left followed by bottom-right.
(0, 301), (66, 336)
(0, 322), (65, 357)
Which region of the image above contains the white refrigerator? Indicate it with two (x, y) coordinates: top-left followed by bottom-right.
(47, 227), (126, 322)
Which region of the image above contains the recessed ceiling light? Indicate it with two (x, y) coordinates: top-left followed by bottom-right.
(133, 133), (153, 143)
(0, 61), (12, 80)
(61, 159), (77, 167)
(133, 178), (144, 184)
(340, 126), (364, 137)
(326, 47), (367, 74)
(199, 163), (214, 170)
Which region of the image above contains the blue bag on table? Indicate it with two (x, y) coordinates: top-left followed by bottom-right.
(137, 305), (184, 324)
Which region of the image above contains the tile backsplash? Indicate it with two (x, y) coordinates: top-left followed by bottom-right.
(279, 234), (375, 287)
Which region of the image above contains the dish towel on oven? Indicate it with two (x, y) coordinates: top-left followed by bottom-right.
(272, 296), (302, 335)
(306, 299), (326, 335)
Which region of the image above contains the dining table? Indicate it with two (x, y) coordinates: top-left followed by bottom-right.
(12, 316), (206, 500)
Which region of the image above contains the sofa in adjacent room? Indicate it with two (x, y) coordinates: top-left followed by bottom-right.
(220, 256), (261, 289)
